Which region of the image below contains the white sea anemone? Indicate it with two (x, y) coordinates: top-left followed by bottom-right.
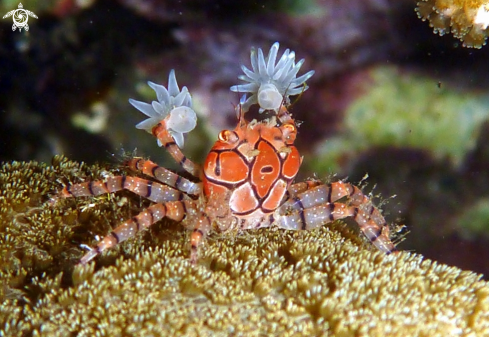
(129, 70), (197, 148)
(230, 42), (315, 112)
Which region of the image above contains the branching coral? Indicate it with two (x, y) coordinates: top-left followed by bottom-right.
(416, 0), (489, 48)
(1, 157), (489, 336)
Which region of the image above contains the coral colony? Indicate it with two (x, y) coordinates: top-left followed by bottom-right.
(3, 156), (487, 335)
(417, 0), (489, 48)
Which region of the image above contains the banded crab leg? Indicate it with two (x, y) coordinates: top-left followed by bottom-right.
(188, 192), (236, 265)
(59, 176), (194, 264)
(151, 121), (201, 177)
(276, 181), (398, 254)
(285, 180), (322, 197)
(189, 215), (212, 265)
(124, 158), (202, 195)
(59, 176), (186, 203)
(79, 200), (196, 264)
(58, 172), (199, 265)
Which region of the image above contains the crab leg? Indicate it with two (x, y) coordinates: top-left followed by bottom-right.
(60, 176), (185, 203)
(282, 181), (382, 217)
(152, 123), (200, 177)
(125, 158), (202, 195)
(276, 202), (396, 254)
(79, 200), (194, 264)
(189, 215), (212, 265)
(285, 180), (322, 197)
(277, 181), (397, 254)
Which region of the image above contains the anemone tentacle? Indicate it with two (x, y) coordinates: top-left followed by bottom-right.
(129, 70), (197, 148)
(230, 42), (315, 113)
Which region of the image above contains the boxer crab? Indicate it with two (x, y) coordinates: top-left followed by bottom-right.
(58, 42), (397, 265)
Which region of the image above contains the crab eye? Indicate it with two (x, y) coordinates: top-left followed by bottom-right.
(283, 123), (296, 134)
(218, 130), (238, 144)
(282, 123), (297, 143)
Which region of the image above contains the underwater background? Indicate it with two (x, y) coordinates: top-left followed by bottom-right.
(1, 0), (489, 286)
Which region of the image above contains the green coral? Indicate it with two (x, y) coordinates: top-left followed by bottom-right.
(456, 198), (489, 240)
(313, 66), (489, 173)
(1, 156), (489, 336)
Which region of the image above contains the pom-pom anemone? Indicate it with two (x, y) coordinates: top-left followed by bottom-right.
(230, 42), (315, 113)
(129, 70), (197, 148)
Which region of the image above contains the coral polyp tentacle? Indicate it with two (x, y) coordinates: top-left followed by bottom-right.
(416, 0), (489, 48)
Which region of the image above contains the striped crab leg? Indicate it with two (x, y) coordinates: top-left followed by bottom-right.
(152, 121), (200, 177)
(188, 191), (236, 265)
(285, 180), (322, 197)
(79, 200), (195, 264)
(59, 176), (185, 204)
(124, 158), (202, 195)
(276, 181), (398, 254)
(189, 215), (212, 265)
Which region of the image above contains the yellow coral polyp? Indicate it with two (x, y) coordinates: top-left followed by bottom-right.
(416, 0), (489, 48)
